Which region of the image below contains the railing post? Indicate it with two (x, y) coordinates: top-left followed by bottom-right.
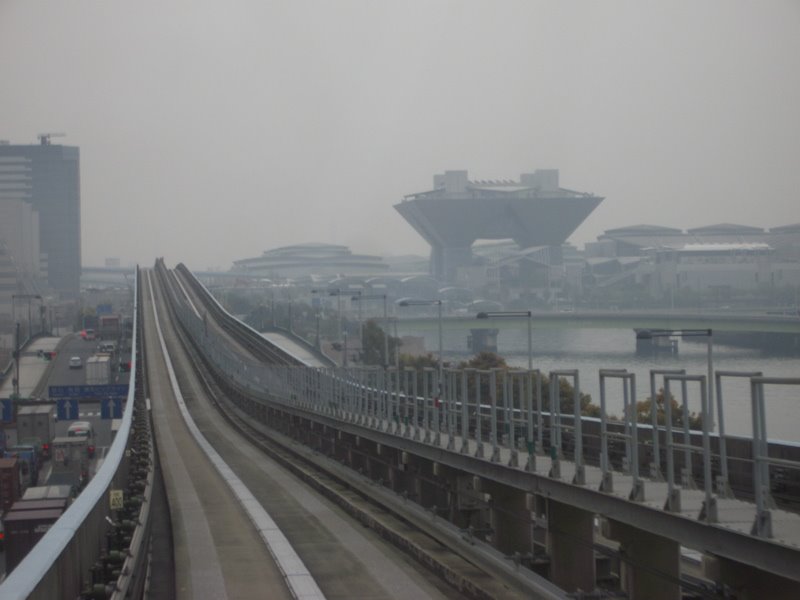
(535, 369), (544, 455)
(408, 368), (419, 440)
(750, 379), (770, 536)
(505, 371), (518, 467)
(461, 369), (471, 454)
(474, 371), (485, 458)
(548, 372), (561, 479)
(699, 376), (717, 522)
(525, 369), (535, 471)
(489, 369), (500, 462)
(446, 370), (456, 450)
(715, 372), (731, 497)
(433, 369), (442, 447)
(628, 374), (644, 501)
(572, 371), (584, 484)
(423, 368), (433, 444)
(663, 378), (680, 512)
(680, 379), (695, 489)
(599, 371), (612, 492)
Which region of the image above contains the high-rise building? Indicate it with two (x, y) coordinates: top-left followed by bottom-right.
(0, 137), (81, 296)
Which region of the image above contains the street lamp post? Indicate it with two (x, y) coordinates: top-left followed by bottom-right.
(352, 293), (389, 368)
(13, 294), (43, 340)
(476, 310), (533, 370)
(641, 329), (714, 428)
(312, 288), (346, 365)
(397, 299), (443, 385)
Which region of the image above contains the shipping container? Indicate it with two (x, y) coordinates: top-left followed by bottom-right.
(5, 445), (39, 490)
(0, 457), (21, 513)
(22, 484), (73, 501)
(3, 508), (63, 572)
(98, 314), (120, 340)
(9, 498), (69, 513)
(86, 354), (111, 385)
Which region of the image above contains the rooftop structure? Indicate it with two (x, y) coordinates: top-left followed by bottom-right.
(395, 169), (602, 281)
(593, 223), (800, 260)
(232, 243), (389, 280)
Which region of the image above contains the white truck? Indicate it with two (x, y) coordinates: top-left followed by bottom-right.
(16, 405), (56, 460)
(85, 355), (111, 385)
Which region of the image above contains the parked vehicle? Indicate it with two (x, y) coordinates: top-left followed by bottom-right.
(16, 406), (55, 460)
(5, 445), (39, 490)
(3, 507), (64, 571)
(0, 457), (21, 514)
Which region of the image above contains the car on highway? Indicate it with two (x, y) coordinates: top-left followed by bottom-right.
(80, 328), (96, 341)
(68, 356), (82, 369)
(67, 421), (96, 458)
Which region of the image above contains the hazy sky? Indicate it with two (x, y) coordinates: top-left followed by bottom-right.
(2, 1), (798, 270)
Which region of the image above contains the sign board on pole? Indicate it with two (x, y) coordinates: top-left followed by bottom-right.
(109, 489), (123, 510)
(49, 384), (128, 399)
(100, 398), (125, 420)
(56, 398), (79, 420)
(1, 399), (12, 422)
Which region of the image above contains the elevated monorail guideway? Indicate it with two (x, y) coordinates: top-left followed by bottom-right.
(259, 331), (330, 367)
(175, 261), (800, 599)
(155, 263), (472, 600)
(143, 269), (311, 600)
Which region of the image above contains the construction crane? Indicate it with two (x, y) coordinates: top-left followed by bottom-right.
(37, 132), (66, 145)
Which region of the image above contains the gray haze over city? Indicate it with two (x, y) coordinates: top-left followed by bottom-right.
(2, 1), (798, 270)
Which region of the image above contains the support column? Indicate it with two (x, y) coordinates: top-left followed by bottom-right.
(483, 481), (531, 555)
(547, 499), (595, 593)
(704, 555), (800, 600)
(607, 520), (679, 600)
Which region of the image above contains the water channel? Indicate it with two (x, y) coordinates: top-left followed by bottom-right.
(399, 326), (799, 443)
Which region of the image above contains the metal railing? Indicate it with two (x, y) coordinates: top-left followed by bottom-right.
(169, 265), (800, 545)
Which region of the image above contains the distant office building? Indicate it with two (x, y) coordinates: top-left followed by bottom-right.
(395, 170), (602, 282)
(0, 136), (81, 296)
(0, 237), (17, 323)
(0, 197), (41, 279)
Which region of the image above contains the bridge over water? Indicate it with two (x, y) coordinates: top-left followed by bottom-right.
(396, 309), (800, 334)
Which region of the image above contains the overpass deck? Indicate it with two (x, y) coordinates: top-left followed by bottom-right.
(259, 332), (329, 368)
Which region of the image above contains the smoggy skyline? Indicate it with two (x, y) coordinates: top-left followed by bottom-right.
(2, 1), (798, 270)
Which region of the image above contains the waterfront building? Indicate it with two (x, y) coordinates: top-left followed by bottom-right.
(583, 223), (800, 299)
(395, 169), (602, 282)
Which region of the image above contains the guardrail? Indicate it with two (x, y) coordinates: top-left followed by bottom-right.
(0, 268), (149, 600)
(169, 262), (800, 540)
(172, 262), (328, 367)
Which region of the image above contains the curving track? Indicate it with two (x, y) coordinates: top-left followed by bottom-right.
(143, 266), (464, 600)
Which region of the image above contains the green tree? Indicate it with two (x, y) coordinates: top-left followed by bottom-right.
(360, 319), (401, 366)
(635, 388), (702, 429)
(398, 352), (441, 371)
